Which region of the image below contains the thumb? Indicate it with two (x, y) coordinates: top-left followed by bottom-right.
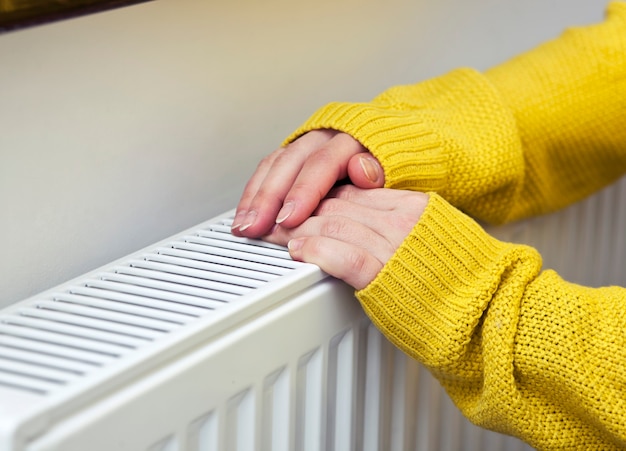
(347, 153), (385, 189)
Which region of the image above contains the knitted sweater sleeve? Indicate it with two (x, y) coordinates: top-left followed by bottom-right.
(284, 2), (626, 224)
(357, 193), (626, 449)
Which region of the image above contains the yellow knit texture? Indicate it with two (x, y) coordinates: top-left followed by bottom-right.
(285, 2), (626, 449)
(359, 194), (626, 449)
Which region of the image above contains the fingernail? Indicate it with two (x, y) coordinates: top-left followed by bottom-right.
(231, 210), (246, 230)
(288, 238), (303, 252)
(276, 201), (294, 224)
(359, 155), (380, 183)
(238, 210), (257, 232)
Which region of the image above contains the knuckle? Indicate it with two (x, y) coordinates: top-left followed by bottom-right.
(256, 148), (282, 171)
(315, 198), (341, 216)
(331, 184), (358, 201)
(320, 217), (348, 238)
(286, 136), (310, 153)
(298, 237), (327, 264)
(271, 148), (298, 169)
(345, 248), (370, 275)
(254, 186), (284, 209)
(337, 132), (367, 152)
(311, 146), (342, 171)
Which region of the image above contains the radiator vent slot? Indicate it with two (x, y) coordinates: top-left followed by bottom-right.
(0, 217), (305, 397)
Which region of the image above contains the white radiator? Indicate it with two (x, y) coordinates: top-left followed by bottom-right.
(3, 176), (624, 451)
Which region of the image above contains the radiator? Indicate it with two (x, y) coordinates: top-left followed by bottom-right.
(3, 176), (624, 451)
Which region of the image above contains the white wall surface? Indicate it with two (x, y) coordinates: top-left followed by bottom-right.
(0, 0), (608, 306)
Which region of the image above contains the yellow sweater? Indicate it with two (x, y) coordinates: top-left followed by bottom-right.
(286, 2), (626, 450)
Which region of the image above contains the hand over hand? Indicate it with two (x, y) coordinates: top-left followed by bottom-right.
(232, 130), (384, 237)
(264, 185), (429, 290)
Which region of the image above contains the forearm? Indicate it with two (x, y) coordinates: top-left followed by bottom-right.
(356, 194), (626, 449)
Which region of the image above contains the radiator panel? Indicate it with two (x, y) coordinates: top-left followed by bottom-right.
(4, 176), (624, 450)
(23, 280), (531, 451)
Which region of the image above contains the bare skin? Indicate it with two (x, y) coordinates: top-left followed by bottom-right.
(232, 129), (428, 289)
(232, 130), (385, 238)
(262, 185), (429, 290)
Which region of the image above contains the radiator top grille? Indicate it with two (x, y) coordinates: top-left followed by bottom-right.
(0, 216), (309, 397)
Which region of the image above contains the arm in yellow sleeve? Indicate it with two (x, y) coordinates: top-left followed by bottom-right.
(356, 193), (626, 449)
(285, 2), (626, 223)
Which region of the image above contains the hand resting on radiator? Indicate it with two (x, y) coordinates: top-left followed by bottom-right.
(231, 129), (384, 238)
(262, 184), (428, 290)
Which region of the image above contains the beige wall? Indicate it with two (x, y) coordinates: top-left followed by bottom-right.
(0, 0), (607, 306)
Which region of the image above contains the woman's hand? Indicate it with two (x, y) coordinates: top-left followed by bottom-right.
(232, 130), (385, 238)
(264, 185), (429, 290)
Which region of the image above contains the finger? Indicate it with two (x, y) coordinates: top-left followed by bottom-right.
(327, 185), (429, 214)
(314, 199), (404, 247)
(276, 133), (368, 229)
(233, 130), (339, 236)
(264, 215), (397, 264)
(287, 236), (383, 290)
(324, 185), (391, 210)
(321, 194), (423, 248)
(347, 153), (385, 189)
(232, 148), (283, 233)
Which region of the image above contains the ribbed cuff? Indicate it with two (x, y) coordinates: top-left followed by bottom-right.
(283, 68), (524, 224)
(283, 101), (449, 193)
(355, 193), (519, 369)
